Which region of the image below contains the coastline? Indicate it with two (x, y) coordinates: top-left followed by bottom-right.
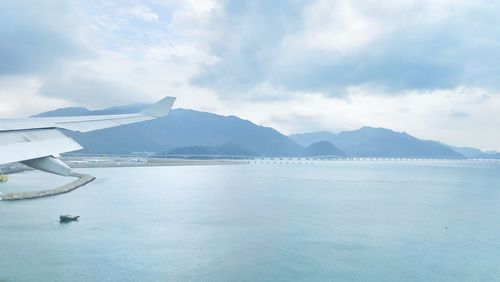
(0, 158), (249, 201)
(0, 173), (95, 201)
(64, 157), (251, 169)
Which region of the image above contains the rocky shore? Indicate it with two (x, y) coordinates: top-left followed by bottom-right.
(0, 173), (95, 201)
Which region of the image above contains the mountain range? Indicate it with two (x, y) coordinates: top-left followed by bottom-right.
(36, 105), (304, 156)
(34, 103), (497, 158)
(290, 127), (463, 158)
(290, 129), (499, 159)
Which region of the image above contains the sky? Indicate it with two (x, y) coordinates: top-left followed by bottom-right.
(1, 0), (500, 150)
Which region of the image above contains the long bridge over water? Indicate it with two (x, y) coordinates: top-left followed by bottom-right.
(62, 153), (500, 164)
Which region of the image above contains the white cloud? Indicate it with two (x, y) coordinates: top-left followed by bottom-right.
(0, 76), (69, 117)
(223, 85), (500, 150)
(288, 0), (384, 54)
(127, 5), (159, 22)
(1, 0), (500, 150)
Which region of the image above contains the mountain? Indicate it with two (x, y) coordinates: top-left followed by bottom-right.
(35, 107), (93, 117)
(216, 143), (257, 156)
(446, 145), (484, 158)
(34, 106), (304, 156)
(447, 145), (500, 159)
(290, 131), (338, 147)
(303, 141), (346, 157)
(291, 127), (465, 158)
(34, 104), (150, 117)
(36, 104), (476, 158)
(482, 153), (500, 159)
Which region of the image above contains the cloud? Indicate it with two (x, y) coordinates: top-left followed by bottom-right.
(223, 86), (500, 150)
(127, 5), (160, 22)
(192, 0), (500, 96)
(0, 0), (220, 109)
(191, 0), (308, 96)
(0, 1), (91, 75)
(1, 0), (500, 150)
(0, 76), (69, 117)
(39, 75), (143, 108)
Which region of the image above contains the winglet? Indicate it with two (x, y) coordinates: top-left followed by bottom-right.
(141, 96), (176, 117)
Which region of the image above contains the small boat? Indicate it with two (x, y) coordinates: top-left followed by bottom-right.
(59, 215), (80, 222)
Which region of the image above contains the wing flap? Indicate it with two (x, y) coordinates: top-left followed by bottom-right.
(0, 96), (176, 133)
(0, 129), (83, 165)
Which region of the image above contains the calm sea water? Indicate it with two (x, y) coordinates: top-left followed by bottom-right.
(1, 161), (500, 281)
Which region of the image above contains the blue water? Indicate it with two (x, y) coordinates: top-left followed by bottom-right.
(1, 161), (500, 281)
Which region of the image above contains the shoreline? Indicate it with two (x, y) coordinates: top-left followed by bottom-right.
(0, 173), (95, 201)
(65, 157), (251, 169)
(0, 159), (247, 201)
(2, 156), (499, 176)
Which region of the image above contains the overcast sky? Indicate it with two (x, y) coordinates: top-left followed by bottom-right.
(1, 0), (500, 150)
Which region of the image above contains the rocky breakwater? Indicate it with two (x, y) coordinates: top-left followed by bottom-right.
(0, 173), (96, 201)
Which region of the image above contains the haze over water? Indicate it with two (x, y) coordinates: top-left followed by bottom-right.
(1, 162), (500, 281)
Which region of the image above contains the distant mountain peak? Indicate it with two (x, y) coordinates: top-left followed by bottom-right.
(291, 128), (464, 159)
(35, 104), (478, 159)
(40, 104), (304, 156)
(304, 141), (346, 157)
(32, 107), (91, 117)
(34, 103), (150, 117)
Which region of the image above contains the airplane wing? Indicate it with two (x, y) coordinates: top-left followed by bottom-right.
(0, 96), (176, 132)
(0, 96), (175, 175)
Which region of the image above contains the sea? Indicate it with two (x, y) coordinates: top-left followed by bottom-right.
(1, 161), (500, 281)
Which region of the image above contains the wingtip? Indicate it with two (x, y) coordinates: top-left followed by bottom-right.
(141, 96), (176, 117)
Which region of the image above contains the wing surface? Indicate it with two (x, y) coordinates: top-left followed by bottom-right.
(0, 96), (175, 165)
(0, 96), (175, 133)
(0, 129), (82, 165)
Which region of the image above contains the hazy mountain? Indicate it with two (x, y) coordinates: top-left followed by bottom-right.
(34, 104), (149, 117)
(482, 153), (500, 159)
(446, 145), (484, 158)
(216, 143), (257, 156)
(34, 106), (304, 156)
(291, 127), (465, 158)
(446, 145), (500, 159)
(303, 141), (346, 157)
(290, 131), (337, 147)
(36, 104), (472, 158)
(35, 107), (93, 117)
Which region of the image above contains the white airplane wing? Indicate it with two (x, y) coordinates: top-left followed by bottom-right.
(0, 96), (175, 175)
